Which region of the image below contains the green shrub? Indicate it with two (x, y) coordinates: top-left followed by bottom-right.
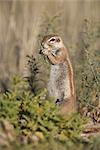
(0, 75), (91, 150)
(0, 75), (86, 136)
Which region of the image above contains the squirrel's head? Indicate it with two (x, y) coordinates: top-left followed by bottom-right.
(41, 35), (64, 50)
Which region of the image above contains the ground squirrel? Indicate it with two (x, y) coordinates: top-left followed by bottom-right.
(40, 35), (76, 114)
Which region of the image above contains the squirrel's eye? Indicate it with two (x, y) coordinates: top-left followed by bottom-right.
(49, 38), (55, 42)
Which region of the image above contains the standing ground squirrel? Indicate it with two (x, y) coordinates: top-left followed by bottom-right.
(40, 35), (77, 114)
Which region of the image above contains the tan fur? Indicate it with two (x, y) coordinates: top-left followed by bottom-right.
(40, 35), (77, 114)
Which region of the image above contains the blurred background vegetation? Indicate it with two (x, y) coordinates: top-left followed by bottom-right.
(0, 0), (99, 90)
(0, 0), (100, 149)
(0, 0), (99, 114)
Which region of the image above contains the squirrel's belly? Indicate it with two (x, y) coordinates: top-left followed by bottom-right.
(48, 62), (71, 100)
(48, 65), (60, 98)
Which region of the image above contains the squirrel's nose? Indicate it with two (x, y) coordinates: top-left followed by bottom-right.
(39, 49), (43, 54)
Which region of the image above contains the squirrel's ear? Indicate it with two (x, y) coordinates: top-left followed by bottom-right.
(56, 38), (60, 42)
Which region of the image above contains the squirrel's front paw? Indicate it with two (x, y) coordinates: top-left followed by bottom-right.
(41, 49), (50, 56)
(55, 99), (63, 106)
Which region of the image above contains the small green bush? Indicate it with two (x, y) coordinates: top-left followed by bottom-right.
(0, 75), (86, 136)
(0, 75), (92, 150)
